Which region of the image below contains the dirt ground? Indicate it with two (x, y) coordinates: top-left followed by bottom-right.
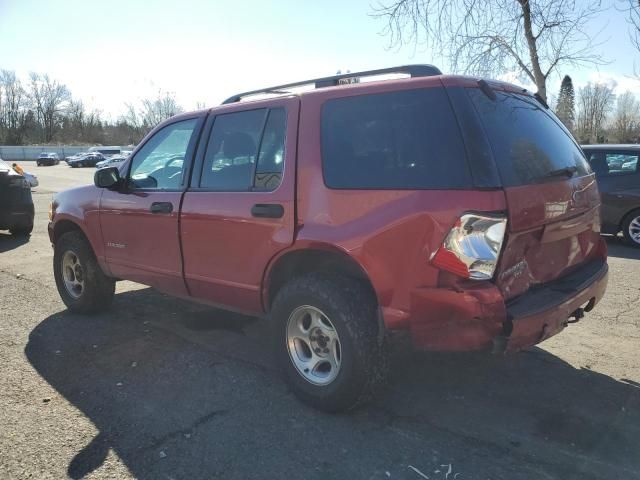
(1, 162), (638, 480)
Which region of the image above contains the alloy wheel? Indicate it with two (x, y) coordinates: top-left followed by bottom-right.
(286, 305), (342, 385)
(61, 250), (85, 299)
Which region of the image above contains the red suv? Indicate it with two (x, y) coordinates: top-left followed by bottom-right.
(49, 66), (608, 412)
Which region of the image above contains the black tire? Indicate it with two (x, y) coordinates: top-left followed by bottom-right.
(36, 162), (41, 167)
(10, 223), (33, 236)
(54, 231), (115, 313)
(622, 209), (640, 248)
(271, 273), (387, 412)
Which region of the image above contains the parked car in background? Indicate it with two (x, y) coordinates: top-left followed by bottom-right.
(49, 66), (608, 412)
(37, 152), (60, 166)
(88, 146), (122, 157)
(68, 152), (105, 168)
(583, 144), (640, 247)
(0, 159), (34, 236)
(65, 152), (88, 164)
(95, 155), (127, 169)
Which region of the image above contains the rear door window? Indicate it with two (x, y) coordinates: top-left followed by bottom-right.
(468, 89), (590, 187)
(199, 107), (286, 191)
(321, 88), (471, 189)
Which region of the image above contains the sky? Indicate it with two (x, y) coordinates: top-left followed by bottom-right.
(1, 0), (639, 119)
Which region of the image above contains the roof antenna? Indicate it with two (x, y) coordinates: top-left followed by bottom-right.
(477, 80), (497, 101)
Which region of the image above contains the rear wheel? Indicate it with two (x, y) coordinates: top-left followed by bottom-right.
(622, 209), (640, 248)
(54, 231), (115, 313)
(271, 273), (387, 412)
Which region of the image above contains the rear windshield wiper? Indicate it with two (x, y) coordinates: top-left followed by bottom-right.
(536, 166), (577, 182)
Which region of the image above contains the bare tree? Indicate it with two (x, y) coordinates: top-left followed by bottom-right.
(140, 90), (183, 128)
(623, 0), (640, 75)
(28, 73), (71, 143)
(611, 91), (640, 142)
(373, 0), (605, 102)
(575, 82), (615, 143)
(0, 70), (29, 144)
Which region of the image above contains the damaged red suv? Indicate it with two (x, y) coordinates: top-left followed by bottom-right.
(49, 65), (608, 412)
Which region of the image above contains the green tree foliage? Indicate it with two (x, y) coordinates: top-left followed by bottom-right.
(555, 75), (575, 131)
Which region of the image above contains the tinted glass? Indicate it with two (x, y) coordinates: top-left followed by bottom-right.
(321, 88), (471, 189)
(468, 89), (590, 187)
(586, 151), (639, 176)
(129, 118), (197, 190)
(200, 109), (266, 190)
(254, 108), (286, 191)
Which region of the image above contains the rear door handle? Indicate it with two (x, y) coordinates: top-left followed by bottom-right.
(251, 203), (284, 218)
(150, 202), (173, 214)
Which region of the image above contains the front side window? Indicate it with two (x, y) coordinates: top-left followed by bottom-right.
(199, 107), (286, 191)
(129, 119), (197, 190)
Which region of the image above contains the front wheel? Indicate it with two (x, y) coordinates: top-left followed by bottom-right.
(54, 231), (115, 313)
(622, 209), (640, 248)
(271, 273), (387, 412)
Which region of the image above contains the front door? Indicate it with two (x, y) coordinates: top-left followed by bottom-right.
(180, 98), (299, 313)
(99, 116), (203, 295)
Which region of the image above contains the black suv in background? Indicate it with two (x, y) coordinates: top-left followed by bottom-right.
(0, 159), (34, 236)
(583, 144), (640, 247)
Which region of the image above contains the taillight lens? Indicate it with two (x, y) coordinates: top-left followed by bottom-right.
(431, 213), (507, 280)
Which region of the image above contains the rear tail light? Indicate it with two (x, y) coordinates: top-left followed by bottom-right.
(431, 213), (507, 280)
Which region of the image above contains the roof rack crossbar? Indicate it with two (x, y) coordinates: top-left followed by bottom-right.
(222, 64), (442, 104)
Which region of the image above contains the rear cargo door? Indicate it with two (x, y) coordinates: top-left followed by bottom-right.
(467, 88), (602, 300)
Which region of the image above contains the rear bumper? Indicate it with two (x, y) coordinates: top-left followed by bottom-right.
(0, 207), (34, 229)
(499, 260), (608, 352)
(405, 259), (608, 352)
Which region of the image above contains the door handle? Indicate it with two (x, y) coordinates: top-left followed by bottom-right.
(150, 202), (173, 214)
(251, 203), (284, 218)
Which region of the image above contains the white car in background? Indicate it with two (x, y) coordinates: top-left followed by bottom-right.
(95, 155), (127, 169)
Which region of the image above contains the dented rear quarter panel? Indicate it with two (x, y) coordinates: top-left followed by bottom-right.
(295, 82), (508, 330)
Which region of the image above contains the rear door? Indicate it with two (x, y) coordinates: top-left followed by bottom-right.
(467, 88), (602, 300)
(99, 116), (203, 295)
(180, 97), (298, 313)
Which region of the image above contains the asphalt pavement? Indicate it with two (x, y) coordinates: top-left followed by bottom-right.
(1, 162), (639, 480)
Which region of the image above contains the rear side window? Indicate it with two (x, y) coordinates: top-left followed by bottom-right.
(585, 150), (638, 176)
(321, 88), (471, 189)
(468, 89), (590, 187)
(199, 108), (286, 191)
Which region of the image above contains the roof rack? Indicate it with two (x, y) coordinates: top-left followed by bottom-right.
(222, 64), (442, 104)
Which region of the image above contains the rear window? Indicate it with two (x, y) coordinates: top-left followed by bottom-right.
(468, 89), (590, 187)
(321, 88), (471, 189)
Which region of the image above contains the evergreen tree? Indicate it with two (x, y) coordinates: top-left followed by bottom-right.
(556, 75), (576, 132)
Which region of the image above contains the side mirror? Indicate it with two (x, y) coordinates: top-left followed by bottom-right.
(94, 167), (121, 189)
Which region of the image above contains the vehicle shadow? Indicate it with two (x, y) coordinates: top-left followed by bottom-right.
(25, 288), (640, 480)
(0, 231), (30, 253)
(604, 235), (640, 260)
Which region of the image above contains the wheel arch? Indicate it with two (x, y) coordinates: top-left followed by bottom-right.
(263, 244), (379, 312)
(52, 218), (89, 244)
